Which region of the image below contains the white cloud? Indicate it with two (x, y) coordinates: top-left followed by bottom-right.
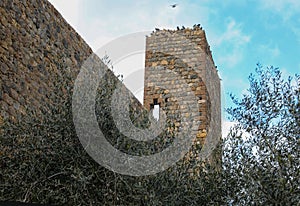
(270, 47), (280, 57)
(212, 18), (251, 47)
(210, 18), (251, 67)
(260, 0), (300, 21)
(291, 25), (300, 44)
(259, 0), (300, 47)
(228, 78), (250, 96)
(48, 0), (82, 29)
(78, 0), (182, 47)
(261, 0), (300, 11)
(258, 43), (281, 58)
(48, 0), (214, 52)
(280, 68), (298, 84)
(222, 121), (236, 138)
(217, 48), (243, 68)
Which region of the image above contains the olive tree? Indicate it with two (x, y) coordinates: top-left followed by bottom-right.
(223, 65), (300, 205)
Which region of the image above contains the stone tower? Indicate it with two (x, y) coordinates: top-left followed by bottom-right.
(143, 26), (221, 160)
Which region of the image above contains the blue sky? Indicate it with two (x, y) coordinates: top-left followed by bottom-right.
(48, 0), (300, 134)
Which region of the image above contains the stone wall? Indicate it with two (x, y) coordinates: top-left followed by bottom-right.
(144, 27), (221, 160)
(0, 0), (220, 163)
(0, 0), (222, 204)
(0, 0), (144, 125)
(0, 0), (90, 122)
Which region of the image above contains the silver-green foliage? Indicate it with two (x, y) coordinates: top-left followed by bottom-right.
(224, 64), (300, 205)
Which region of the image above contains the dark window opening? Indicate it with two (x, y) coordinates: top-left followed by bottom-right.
(152, 99), (159, 120)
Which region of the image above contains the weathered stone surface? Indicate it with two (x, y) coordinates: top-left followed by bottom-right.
(144, 26), (221, 162)
(0, 0), (221, 170)
(0, 0), (146, 129)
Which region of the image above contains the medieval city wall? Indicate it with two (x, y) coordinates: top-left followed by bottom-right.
(0, 0), (143, 125)
(0, 0), (220, 164)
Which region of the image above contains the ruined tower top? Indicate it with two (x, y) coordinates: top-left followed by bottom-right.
(147, 25), (215, 66)
(144, 24), (221, 161)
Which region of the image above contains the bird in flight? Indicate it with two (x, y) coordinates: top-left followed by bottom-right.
(170, 4), (178, 8)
